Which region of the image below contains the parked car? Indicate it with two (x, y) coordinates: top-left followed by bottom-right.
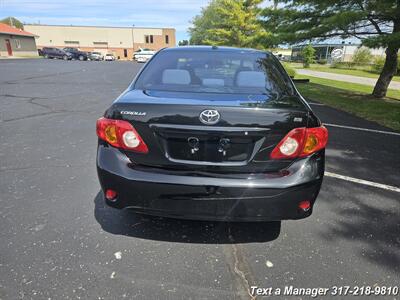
(89, 52), (103, 61)
(96, 46), (328, 222)
(41, 47), (72, 60)
(104, 54), (115, 61)
(133, 48), (155, 62)
(63, 47), (88, 61)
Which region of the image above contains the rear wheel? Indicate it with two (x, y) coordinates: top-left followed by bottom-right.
(78, 55), (84, 61)
(63, 55), (68, 60)
(44, 54), (49, 59)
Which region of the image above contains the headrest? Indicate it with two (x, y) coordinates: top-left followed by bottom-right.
(162, 69), (191, 85)
(236, 71), (266, 88)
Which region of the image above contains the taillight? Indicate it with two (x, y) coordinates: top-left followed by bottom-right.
(270, 126), (328, 159)
(301, 126), (328, 156)
(96, 117), (148, 153)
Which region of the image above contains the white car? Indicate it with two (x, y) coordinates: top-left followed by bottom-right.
(104, 54), (115, 61)
(133, 48), (155, 62)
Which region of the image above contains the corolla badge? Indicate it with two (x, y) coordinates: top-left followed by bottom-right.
(121, 111), (146, 116)
(199, 109), (220, 125)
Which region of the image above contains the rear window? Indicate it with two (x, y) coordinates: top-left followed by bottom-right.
(134, 49), (295, 97)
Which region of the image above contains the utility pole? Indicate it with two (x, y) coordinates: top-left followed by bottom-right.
(131, 24), (135, 59)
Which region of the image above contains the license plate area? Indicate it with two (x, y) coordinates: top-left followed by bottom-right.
(166, 134), (253, 163)
(151, 124), (267, 164)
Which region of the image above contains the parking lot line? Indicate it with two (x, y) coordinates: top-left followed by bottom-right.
(325, 171), (400, 193)
(324, 123), (400, 136)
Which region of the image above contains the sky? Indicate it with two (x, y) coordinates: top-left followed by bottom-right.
(0, 0), (213, 42)
(2, 0), (355, 46)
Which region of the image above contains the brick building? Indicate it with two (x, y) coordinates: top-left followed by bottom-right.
(24, 24), (176, 59)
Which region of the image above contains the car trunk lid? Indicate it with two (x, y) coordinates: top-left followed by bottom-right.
(106, 90), (310, 173)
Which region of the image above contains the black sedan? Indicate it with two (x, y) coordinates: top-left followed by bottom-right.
(63, 47), (88, 61)
(96, 46), (328, 221)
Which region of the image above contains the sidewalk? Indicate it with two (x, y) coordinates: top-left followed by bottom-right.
(296, 69), (400, 90)
(0, 56), (40, 60)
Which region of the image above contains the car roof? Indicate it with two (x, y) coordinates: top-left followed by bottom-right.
(162, 46), (270, 55)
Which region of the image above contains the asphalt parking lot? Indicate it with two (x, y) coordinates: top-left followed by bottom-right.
(1, 59), (399, 299)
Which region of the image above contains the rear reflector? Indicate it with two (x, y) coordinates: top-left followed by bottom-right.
(270, 126), (328, 159)
(105, 189), (117, 201)
(96, 117), (148, 153)
(298, 200), (311, 212)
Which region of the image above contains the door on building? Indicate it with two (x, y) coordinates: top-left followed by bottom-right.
(123, 49), (128, 58)
(5, 39), (13, 56)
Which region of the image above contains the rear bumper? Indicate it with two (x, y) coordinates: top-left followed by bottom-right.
(96, 145), (324, 221)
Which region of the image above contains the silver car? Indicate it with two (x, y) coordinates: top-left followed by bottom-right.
(90, 52), (103, 61)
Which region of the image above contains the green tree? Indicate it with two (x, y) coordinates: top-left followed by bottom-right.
(0, 17), (24, 29)
(301, 44), (315, 67)
(352, 47), (373, 65)
(189, 0), (270, 49)
(261, 1), (400, 98)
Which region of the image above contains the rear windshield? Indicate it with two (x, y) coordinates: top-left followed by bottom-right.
(134, 49), (295, 97)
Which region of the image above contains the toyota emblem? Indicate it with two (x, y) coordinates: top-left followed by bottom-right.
(199, 109), (220, 125)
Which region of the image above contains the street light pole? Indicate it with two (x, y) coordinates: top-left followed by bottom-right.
(131, 24), (135, 60)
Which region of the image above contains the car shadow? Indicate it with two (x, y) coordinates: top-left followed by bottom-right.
(318, 183), (400, 273)
(93, 191), (281, 244)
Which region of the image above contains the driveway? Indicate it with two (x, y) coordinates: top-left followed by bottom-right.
(297, 68), (400, 90)
(1, 59), (399, 299)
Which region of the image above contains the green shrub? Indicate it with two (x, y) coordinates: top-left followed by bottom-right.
(330, 61), (356, 69)
(397, 55), (400, 75)
(301, 44), (316, 68)
(317, 59), (327, 65)
(352, 47), (373, 65)
(283, 63), (297, 77)
(372, 56), (385, 74)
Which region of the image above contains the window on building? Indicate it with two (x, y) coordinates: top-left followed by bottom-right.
(93, 42), (108, 47)
(145, 35), (154, 44)
(165, 35), (169, 44)
(14, 39), (21, 49)
(64, 41), (80, 45)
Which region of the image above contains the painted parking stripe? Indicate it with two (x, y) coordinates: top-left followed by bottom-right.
(325, 172), (400, 193)
(324, 123), (400, 136)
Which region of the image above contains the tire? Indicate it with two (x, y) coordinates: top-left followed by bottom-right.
(78, 55), (84, 61)
(44, 54), (49, 59)
(63, 55), (68, 60)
